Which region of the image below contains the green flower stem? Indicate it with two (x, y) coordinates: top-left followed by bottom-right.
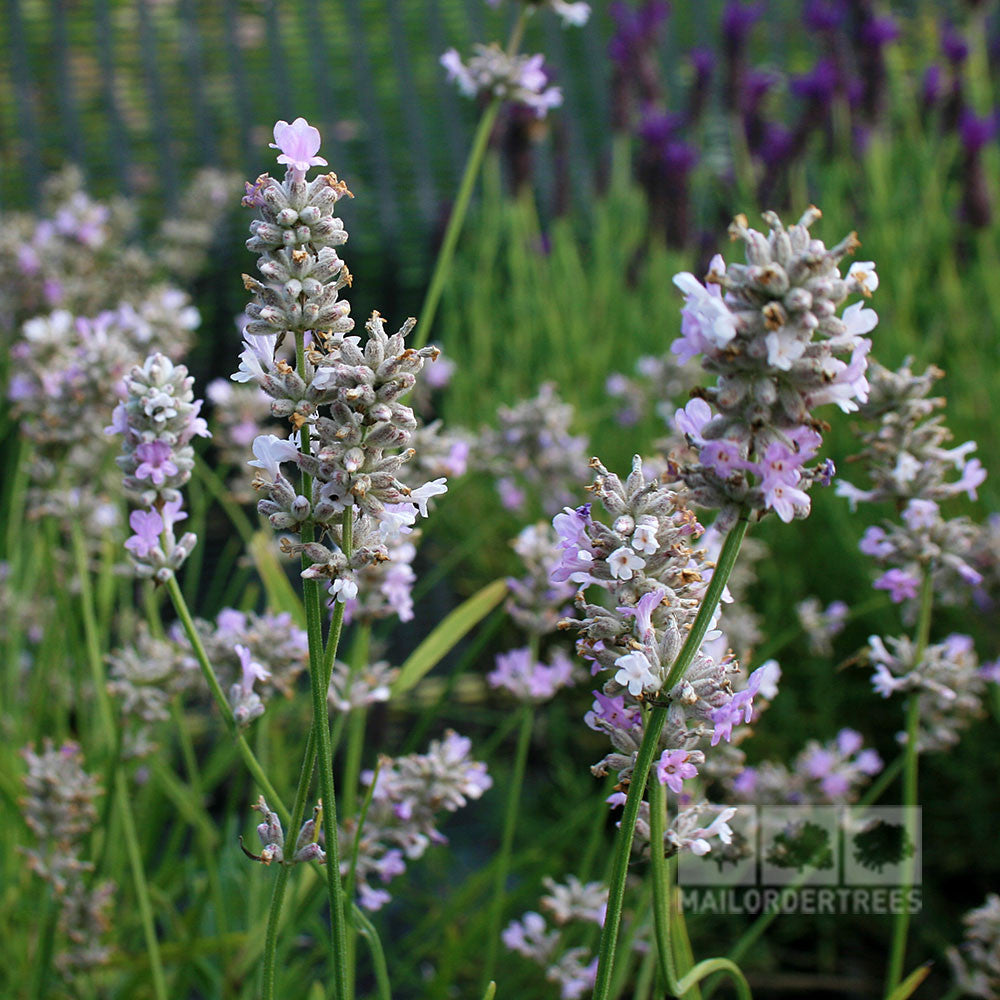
(114, 769), (170, 1000)
(341, 623), (372, 820)
(263, 336), (353, 1000)
(412, 11), (526, 351)
(30, 887), (58, 1000)
(170, 698), (228, 938)
(261, 721), (325, 999)
(592, 511), (750, 1000)
(482, 700), (536, 990)
(261, 864), (294, 1000)
(341, 623), (372, 1000)
(669, 864), (703, 1000)
(163, 575), (288, 826)
(647, 768), (679, 990)
(70, 522), (168, 1000)
(884, 570), (934, 998)
(301, 508), (353, 1000)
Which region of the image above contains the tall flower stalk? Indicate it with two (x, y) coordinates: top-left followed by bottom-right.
(238, 117), (450, 998)
(556, 207), (879, 999)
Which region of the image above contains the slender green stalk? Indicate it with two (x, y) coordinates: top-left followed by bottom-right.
(262, 336), (353, 1000)
(70, 522), (168, 1000)
(647, 767), (678, 990)
(341, 622), (372, 1000)
(349, 903), (392, 1000)
(592, 512), (750, 1000)
(884, 570), (934, 997)
(261, 722), (324, 998)
(305, 519), (352, 1000)
(482, 701), (535, 990)
(30, 888), (58, 1000)
(163, 575), (288, 826)
(412, 11), (527, 350)
(341, 624), (372, 819)
(170, 698), (228, 938)
(670, 865), (702, 1000)
(261, 864), (294, 1000)
(114, 768), (170, 1000)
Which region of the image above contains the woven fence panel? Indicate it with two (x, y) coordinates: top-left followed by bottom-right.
(0, 0), (625, 283)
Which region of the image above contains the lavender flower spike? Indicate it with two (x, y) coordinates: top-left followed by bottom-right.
(441, 45), (563, 117)
(108, 353), (208, 580)
(670, 208), (877, 528)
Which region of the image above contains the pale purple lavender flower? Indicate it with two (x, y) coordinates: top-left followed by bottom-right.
(551, 504), (597, 585)
(655, 749), (700, 793)
(110, 353), (206, 579)
(489, 647), (579, 701)
(441, 45), (563, 117)
(175, 608), (309, 701)
(343, 733), (491, 908)
(229, 644), (271, 727)
(727, 728), (882, 806)
(868, 632), (992, 751)
(874, 568), (922, 603)
(479, 383), (590, 516)
(270, 117), (329, 180)
(796, 597), (849, 655)
(327, 659), (398, 713)
(503, 911), (559, 959)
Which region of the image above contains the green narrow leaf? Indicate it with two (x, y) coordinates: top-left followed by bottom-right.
(886, 964), (932, 1000)
(391, 578), (508, 695)
(248, 531), (306, 628)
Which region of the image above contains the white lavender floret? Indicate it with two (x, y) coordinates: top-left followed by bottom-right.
(484, 0), (591, 27)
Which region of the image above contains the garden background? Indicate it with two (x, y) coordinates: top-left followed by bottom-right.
(2, 1), (1000, 997)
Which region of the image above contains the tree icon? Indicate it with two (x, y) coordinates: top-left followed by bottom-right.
(852, 820), (915, 873)
(766, 820), (834, 872)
